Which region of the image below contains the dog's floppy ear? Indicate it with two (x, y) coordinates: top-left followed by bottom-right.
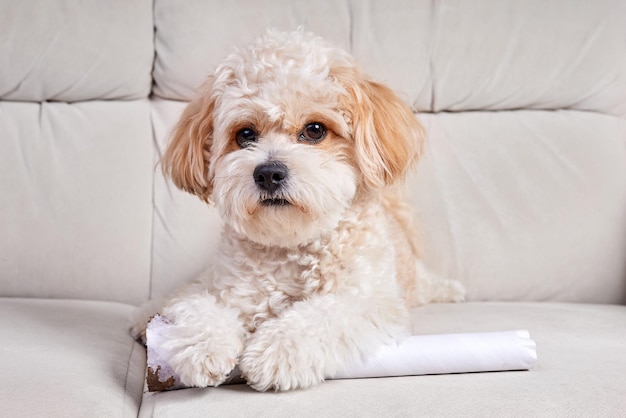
(161, 77), (215, 202)
(341, 73), (424, 189)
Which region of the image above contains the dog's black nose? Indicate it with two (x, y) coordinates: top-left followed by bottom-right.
(253, 161), (289, 192)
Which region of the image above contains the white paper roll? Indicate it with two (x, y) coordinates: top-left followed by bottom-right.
(145, 315), (537, 391)
(330, 330), (537, 379)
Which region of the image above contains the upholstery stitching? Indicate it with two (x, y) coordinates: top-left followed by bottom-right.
(122, 338), (138, 417)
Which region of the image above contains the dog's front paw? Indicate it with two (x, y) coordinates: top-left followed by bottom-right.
(239, 319), (325, 391)
(172, 345), (239, 388)
(158, 296), (246, 388)
(166, 328), (243, 388)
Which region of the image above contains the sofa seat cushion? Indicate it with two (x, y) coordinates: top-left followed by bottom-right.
(0, 298), (145, 418)
(139, 302), (626, 417)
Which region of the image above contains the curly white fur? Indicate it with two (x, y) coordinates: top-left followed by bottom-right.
(133, 29), (464, 392)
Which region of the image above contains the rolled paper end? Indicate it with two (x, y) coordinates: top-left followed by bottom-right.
(330, 330), (538, 380)
(146, 315), (185, 392)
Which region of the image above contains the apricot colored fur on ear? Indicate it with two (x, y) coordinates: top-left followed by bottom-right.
(161, 78), (215, 202)
(340, 73), (424, 189)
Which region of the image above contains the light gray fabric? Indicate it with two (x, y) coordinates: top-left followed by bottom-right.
(0, 0), (153, 101)
(427, 0), (626, 116)
(139, 302), (626, 418)
(0, 298), (145, 418)
(411, 110), (626, 303)
(0, 100), (153, 304)
(153, 0), (626, 116)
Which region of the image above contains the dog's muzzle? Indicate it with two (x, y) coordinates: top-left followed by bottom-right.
(254, 161), (290, 206)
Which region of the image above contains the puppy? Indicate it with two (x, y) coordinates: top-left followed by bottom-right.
(135, 29), (464, 392)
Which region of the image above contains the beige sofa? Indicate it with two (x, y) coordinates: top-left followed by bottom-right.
(1, 0), (625, 416)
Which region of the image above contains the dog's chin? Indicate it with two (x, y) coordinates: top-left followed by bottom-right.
(228, 198), (340, 248)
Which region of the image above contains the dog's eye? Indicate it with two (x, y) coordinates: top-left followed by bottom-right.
(299, 122), (327, 143)
(236, 128), (258, 148)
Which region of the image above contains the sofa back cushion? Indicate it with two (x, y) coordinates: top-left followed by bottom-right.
(153, 0), (625, 117)
(0, 0), (154, 304)
(1, 0), (624, 304)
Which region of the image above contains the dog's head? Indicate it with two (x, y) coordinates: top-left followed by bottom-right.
(162, 30), (424, 247)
